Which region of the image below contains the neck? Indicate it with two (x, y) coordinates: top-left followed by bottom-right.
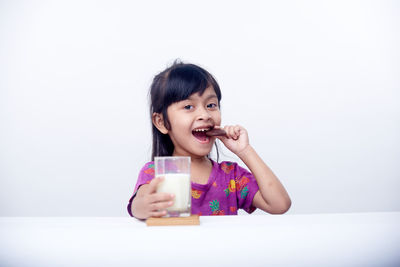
(172, 151), (210, 166)
(190, 156), (211, 165)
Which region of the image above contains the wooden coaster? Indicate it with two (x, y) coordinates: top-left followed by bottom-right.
(146, 215), (200, 226)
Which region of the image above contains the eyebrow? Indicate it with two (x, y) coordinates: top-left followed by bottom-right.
(188, 93), (218, 101)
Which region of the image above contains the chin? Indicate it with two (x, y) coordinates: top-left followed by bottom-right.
(190, 148), (213, 158)
(183, 140), (215, 158)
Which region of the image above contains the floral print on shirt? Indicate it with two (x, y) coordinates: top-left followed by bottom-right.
(128, 160), (259, 217)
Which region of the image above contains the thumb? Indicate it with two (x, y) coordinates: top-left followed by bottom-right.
(216, 134), (228, 143)
(147, 176), (164, 193)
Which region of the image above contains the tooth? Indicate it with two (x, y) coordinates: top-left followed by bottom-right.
(194, 128), (210, 132)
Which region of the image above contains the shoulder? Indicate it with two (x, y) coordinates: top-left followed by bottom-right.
(141, 161), (154, 169)
(134, 161), (155, 192)
(213, 160), (238, 175)
(213, 160), (253, 177)
(138, 161), (155, 176)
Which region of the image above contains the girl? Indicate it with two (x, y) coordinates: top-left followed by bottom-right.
(128, 61), (291, 219)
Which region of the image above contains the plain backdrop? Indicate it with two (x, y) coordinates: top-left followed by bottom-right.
(0, 0), (399, 216)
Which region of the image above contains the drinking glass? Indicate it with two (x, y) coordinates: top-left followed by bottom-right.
(155, 156), (191, 217)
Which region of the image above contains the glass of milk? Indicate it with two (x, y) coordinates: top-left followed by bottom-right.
(155, 156), (191, 217)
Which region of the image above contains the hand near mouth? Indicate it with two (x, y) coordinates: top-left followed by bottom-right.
(214, 125), (250, 156)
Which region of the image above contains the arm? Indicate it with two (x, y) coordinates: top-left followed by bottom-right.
(217, 125), (291, 214)
(238, 145), (291, 214)
(131, 177), (175, 219)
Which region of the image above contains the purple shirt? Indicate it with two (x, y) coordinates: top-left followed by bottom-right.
(127, 160), (259, 216)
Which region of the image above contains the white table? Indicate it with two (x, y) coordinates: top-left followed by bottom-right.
(1, 212), (399, 267)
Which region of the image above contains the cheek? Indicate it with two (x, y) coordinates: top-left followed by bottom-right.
(213, 112), (222, 125)
(169, 117), (190, 132)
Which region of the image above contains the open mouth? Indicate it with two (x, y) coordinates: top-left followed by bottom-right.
(192, 127), (212, 143)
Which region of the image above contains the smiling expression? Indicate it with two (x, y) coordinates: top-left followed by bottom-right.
(165, 86), (221, 158)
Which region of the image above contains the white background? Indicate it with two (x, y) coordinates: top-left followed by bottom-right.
(0, 0), (399, 216)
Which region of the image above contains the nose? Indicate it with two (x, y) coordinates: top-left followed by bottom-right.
(197, 106), (212, 121)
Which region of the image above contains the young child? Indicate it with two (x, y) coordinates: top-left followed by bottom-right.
(127, 61), (291, 219)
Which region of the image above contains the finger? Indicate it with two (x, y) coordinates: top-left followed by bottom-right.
(150, 210), (168, 218)
(147, 176), (164, 193)
(149, 192), (175, 203)
(150, 200), (174, 211)
(216, 132), (228, 142)
(226, 126), (236, 139)
(216, 134), (227, 141)
(233, 125), (241, 140)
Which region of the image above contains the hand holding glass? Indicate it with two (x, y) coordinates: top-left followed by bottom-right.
(155, 156), (191, 217)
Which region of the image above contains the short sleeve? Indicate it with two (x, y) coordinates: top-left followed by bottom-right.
(234, 163), (259, 213)
(133, 161), (155, 192)
(127, 161), (155, 217)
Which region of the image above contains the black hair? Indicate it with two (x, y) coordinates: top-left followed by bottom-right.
(149, 60), (222, 160)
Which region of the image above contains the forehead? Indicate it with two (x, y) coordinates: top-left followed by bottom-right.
(187, 87), (217, 100)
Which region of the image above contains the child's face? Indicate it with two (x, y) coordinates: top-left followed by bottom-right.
(166, 86), (221, 158)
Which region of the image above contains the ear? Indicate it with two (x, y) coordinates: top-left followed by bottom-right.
(152, 112), (168, 134)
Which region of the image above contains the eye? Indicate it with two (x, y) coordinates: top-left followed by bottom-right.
(207, 103), (218, 109)
(184, 105), (193, 110)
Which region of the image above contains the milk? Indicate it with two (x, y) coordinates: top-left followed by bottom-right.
(156, 173), (191, 212)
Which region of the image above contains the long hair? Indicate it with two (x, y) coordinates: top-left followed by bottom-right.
(149, 61), (222, 160)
